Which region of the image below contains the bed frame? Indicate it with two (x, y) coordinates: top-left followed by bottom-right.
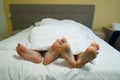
(9, 4), (95, 31)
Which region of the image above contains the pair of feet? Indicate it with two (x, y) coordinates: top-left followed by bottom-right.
(16, 37), (99, 68)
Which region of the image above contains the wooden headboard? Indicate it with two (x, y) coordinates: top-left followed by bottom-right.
(9, 4), (95, 31)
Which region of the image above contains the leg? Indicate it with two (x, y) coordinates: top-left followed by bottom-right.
(43, 39), (62, 65)
(60, 37), (76, 68)
(76, 42), (99, 68)
(43, 37), (76, 67)
(16, 43), (42, 63)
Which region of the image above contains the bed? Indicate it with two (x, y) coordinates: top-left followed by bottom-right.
(0, 4), (120, 80)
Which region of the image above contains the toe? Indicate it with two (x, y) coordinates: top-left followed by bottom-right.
(61, 37), (67, 43)
(91, 42), (100, 50)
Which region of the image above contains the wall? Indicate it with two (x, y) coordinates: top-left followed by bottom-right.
(0, 0), (8, 40)
(93, 0), (120, 31)
(3, 0), (120, 34)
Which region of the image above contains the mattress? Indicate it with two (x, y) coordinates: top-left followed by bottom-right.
(0, 18), (120, 80)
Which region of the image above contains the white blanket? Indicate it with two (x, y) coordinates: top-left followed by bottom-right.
(30, 18), (95, 54)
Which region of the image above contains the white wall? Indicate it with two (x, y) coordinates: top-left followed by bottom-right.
(0, 0), (8, 40)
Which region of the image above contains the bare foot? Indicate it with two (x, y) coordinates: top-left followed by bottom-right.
(76, 42), (99, 68)
(60, 37), (76, 68)
(43, 39), (62, 65)
(16, 43), (42, 63)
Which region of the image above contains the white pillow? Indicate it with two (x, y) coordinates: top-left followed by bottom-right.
(112, 23), (120, 31)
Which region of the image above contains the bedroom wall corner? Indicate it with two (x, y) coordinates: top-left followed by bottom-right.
(92, 0), (120, 32)
(0, 0), (9, 40)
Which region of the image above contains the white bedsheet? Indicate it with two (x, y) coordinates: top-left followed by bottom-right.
(0, 18), (120, 80)
(0, 26), (33, 50)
